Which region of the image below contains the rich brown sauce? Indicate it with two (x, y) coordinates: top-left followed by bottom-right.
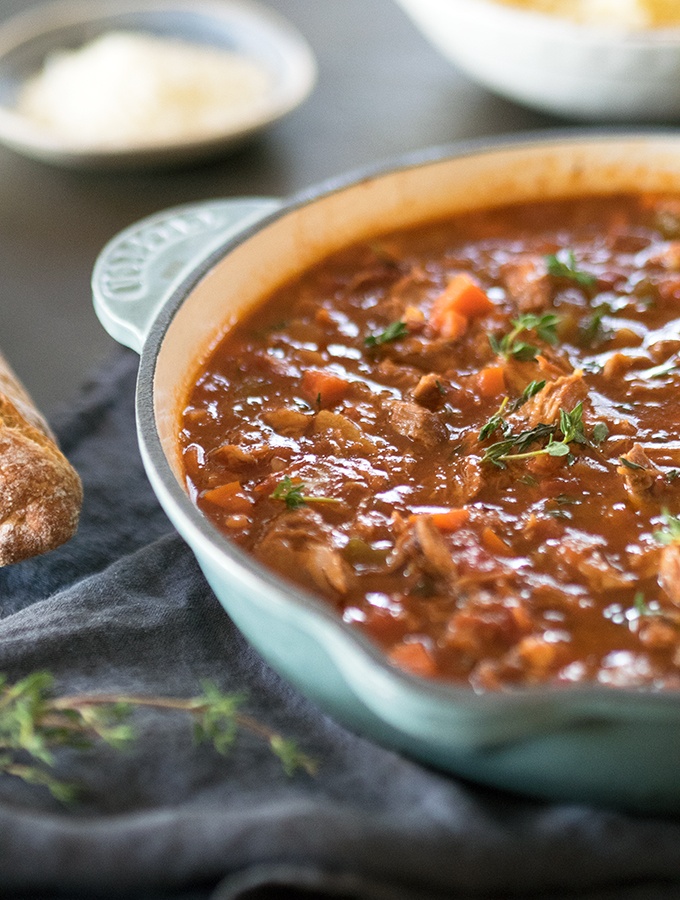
(180, 193), (680, 690)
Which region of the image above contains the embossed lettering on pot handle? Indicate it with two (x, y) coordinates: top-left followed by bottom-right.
(92, 198), (281, 354)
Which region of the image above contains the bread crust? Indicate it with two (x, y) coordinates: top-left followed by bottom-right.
(0, 353), (83, 565)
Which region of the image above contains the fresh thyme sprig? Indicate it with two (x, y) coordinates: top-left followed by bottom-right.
(482, 401), (608, 468)
(364, 320), (409, 348)
(478, 380), (546, 441)
(545, 250), (597, 287)
(0, 672), (316, 802)
(482, 421), (559, 468)
(488, 313), (559, 362)
(270, 475), (340, 510)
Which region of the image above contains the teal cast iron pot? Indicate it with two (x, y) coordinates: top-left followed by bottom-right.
(92, 131), (680, 813)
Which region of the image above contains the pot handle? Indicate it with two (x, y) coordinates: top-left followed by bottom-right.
(91, 197), (281, 353)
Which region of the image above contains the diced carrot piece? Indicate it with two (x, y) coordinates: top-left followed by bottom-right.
(202, 481), (253, 514)
(403, 305), (426, 329)
(429, 507), (470, 532)
(446, 273), (494, 318)
(315, 307), (333, 326)
(362, 607), (407, 644)
(388, 640), (438, 678)
(407, 507), (469, 531)
(301, 369), (350, 408)
(433, 309), (468, 340)
(430, 273), (493, 337)
(477, 365), (506, 398)
(481, 526), (513, 557)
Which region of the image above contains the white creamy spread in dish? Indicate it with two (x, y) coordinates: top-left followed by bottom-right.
(16, 31), (272, 150)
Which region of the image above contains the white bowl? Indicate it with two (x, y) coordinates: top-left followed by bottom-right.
(394, 0), (680, 122)
(0, 0), (316, 169)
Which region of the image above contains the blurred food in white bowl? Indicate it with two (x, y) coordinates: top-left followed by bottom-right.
(394, 0), (680, 121)
(0, 0), (316, 169)
(493, 0), (680, 28)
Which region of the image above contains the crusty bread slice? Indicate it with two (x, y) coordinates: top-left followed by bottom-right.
(0, 352), (82, 565)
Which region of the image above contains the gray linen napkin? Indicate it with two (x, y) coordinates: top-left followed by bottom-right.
(1, 348), (680, 900)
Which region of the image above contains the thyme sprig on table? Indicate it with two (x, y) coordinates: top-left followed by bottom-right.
(0, 672), (316, 802)
(489, 312), (559, 362)
(481, 401), (608, 468)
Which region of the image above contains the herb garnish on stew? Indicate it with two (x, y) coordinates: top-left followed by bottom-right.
(270, 476), (340, 510)
(364, 320), (409, 347)
(481, 401), (607, 468)
(489, 312), (559, 361)
(545, 249), (597, 286)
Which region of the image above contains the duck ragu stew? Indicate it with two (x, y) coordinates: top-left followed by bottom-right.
(180, 193), (680, 691)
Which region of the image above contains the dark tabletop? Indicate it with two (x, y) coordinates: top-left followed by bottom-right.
(0, 0), (556, 418)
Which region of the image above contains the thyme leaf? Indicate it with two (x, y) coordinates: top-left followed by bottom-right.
(270, 476), (340, 509)
(489, 313), (559, 362)
(580, 303), (613, 345)
(591, 422), (610, 445)
(633, 592), (661, 618)
(482, 422), (555, 468)
(545, 250), (597, 287)
(364, 320), (409, 348)
(477, 380), (546, 441)
(478, 397), (510, 442)
(654, 509), (680, 545)
(619, 456), (646, 471)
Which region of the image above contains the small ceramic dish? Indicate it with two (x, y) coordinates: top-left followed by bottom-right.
(394, 0), (680, 122)
(0, 0), (316, 169)
(93, 131), (680, 813)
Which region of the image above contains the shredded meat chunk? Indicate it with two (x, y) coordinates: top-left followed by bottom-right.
(555, 531), (634, 593)
(385, 400), (447, 448)
(413, 516), (458, 580)
(389, 515), (458, 584)
(446, 602), (531, 660)
(263, 408), (311, 437)
(501, 354), (571, 396)
(520, 371), (588, 428)
(410, 372), (444, 410)
(254, 508), (353, 595)
(617, 443), (661, 500)
(449, 456), (485, 506)
(500, 256), (553, 312)
(211, 443), (268, 469)
(313, 410), (376, 456)
(659, 541), (680, 605)
(602, 352), (644, 380)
